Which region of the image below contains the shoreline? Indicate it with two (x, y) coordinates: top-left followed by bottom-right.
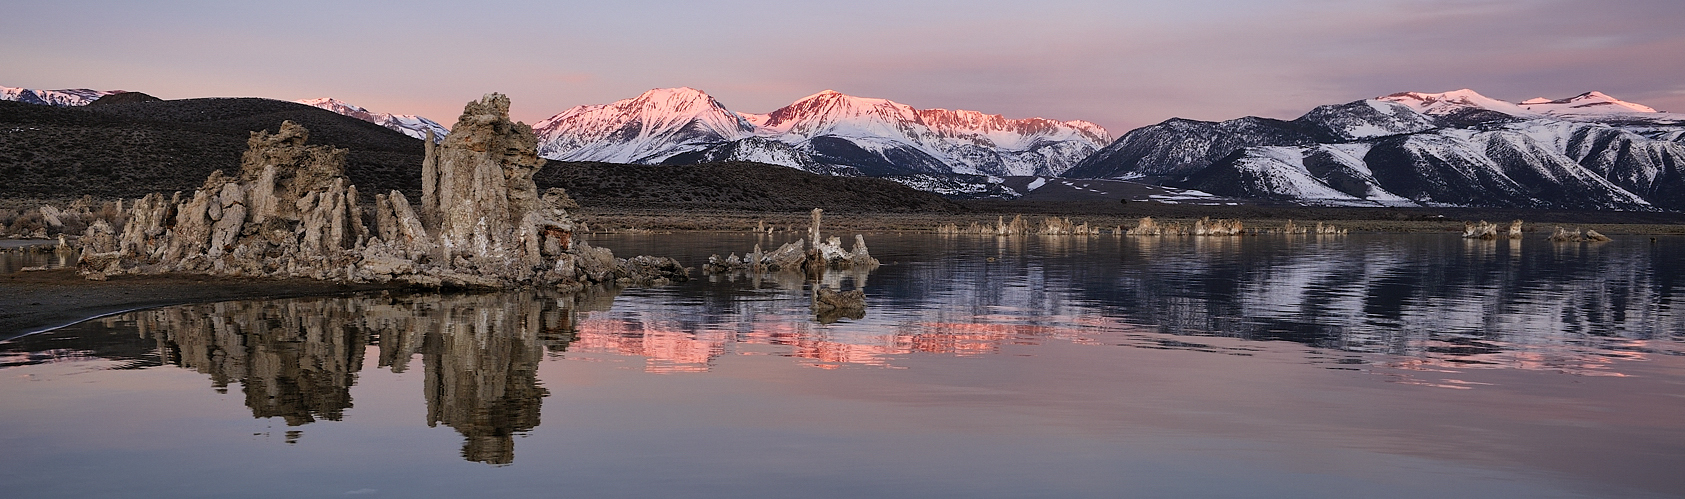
(569, 207), (1685, 235)
(4, 223), (1677, 338)
(0, 268), (405, 340)
(7, 202), (1683, 337)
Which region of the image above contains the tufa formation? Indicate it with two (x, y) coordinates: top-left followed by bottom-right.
(79, 93), (688, 289)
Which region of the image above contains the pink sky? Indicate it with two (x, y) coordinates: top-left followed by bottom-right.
(4, 0), (1682, 133)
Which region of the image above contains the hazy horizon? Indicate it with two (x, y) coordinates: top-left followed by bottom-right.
(4, 0), (1682, 133)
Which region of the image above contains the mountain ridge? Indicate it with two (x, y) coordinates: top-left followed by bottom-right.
(533, 87), (1112, 179)
(1067, 89), (1685, 211)
(295, 97), (450, 142)
(7, 82), (1685, 211)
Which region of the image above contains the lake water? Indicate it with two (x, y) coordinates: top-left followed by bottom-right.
(0, 239), (71, 273)
(2, 233), (1682, 498)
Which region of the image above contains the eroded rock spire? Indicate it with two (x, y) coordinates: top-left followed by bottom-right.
(81, 95), (687, 289)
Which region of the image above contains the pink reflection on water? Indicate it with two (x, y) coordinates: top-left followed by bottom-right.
(568, 309), (1170, 373)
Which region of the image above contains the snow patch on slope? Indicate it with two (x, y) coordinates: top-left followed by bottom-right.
(1222, 146), (1413, 205)
(1378, 89), (1532, 117)
(535, 87), (756, 164)
(297, 97), (450, 141)
(1520, 91), (1657, 116)
(535, 88), (1109, 178)
(1380, 89), (1681, 122)
(1, 86), (123, 106)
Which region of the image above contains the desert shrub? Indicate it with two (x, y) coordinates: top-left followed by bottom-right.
(8, 209), (46, 235)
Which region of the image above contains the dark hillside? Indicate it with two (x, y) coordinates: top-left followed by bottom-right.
(536, 161), (962, 212)
(87, 98), (421, 153)
(0, 98), (425, 199)
(86, 92), (162, 106)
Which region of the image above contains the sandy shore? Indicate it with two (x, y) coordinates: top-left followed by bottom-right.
(0, 268), (403, 339)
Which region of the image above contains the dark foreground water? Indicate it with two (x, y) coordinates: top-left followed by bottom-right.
(2, 233), (1682, 498)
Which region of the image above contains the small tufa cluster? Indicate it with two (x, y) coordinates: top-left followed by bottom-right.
(1192, 217), (1243, 236)
(704, 208), (878, 274)
(1126, 216), (1182, 236)
(1268, 219), (1346, 235)
(79, 95), (689, 289)
(1, 196), (127, 239)
(1464, 220), (1526, 240)
(1463, 220), (1499, 239)
(1547, 226), (1611, 243)
(1125, 216), (1249, 236)
(1038, 217), (1100, 235)
(1122, 217), (1340, 236)
(937, 215), (1105, 236)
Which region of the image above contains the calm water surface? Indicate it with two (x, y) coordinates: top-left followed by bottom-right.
(2, 233), (1682, 498)
(0, 239), (71, 273)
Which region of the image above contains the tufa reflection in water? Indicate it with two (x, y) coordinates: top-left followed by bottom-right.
(6, 233), (1685, 464)
(124, 288), (616, 464)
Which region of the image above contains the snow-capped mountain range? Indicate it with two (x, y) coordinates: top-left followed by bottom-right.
(10, 81), (1685, 210)
(1065, 89), (1685, 210)
(295, 97), (450, 142)
(534, 87), (1111, 177)
(1, 86), (124, 106)
(1379, 89), (1665, 120)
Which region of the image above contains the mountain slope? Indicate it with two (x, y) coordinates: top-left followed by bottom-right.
(1379, 88), (1681, 122)
(1, 86), (124, 107)
(1067, 90), (1684, 211)
(0, 97), (425, 199)
(297, 97), (449, 141)
(533, 88), (1110, 178)
(535, 87), (756, 164)
(1063, 117), (1318, 179)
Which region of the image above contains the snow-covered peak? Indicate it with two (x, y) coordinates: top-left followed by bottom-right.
(758, 90), (923, 138)
(533, 87), (756, 163)
(1064, 120), (1111, 142)
(1378, 89), (1673, 122)
(917, 108), (1111, 148)
(1519, 91), (1658, 116)
(1295, 99), (1439, 141)
(533, 87), (1111, 177)
(536, 87), (754, 140)
(611, 87), (749, 126)
(296, 97), (450, 141)
(1377, 89), (1531, 116)
(298, 97), (379, 121)
(1, 86), (123, 106)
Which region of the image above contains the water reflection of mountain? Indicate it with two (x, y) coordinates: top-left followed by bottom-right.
(897, 235), (1685, 371)
(3, 233), (1682, 459)
(566, 234), (1685, 374)
(117, 289), (613, 464)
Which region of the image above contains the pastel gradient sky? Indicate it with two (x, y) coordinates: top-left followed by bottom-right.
(4, 0), (1682, 133)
